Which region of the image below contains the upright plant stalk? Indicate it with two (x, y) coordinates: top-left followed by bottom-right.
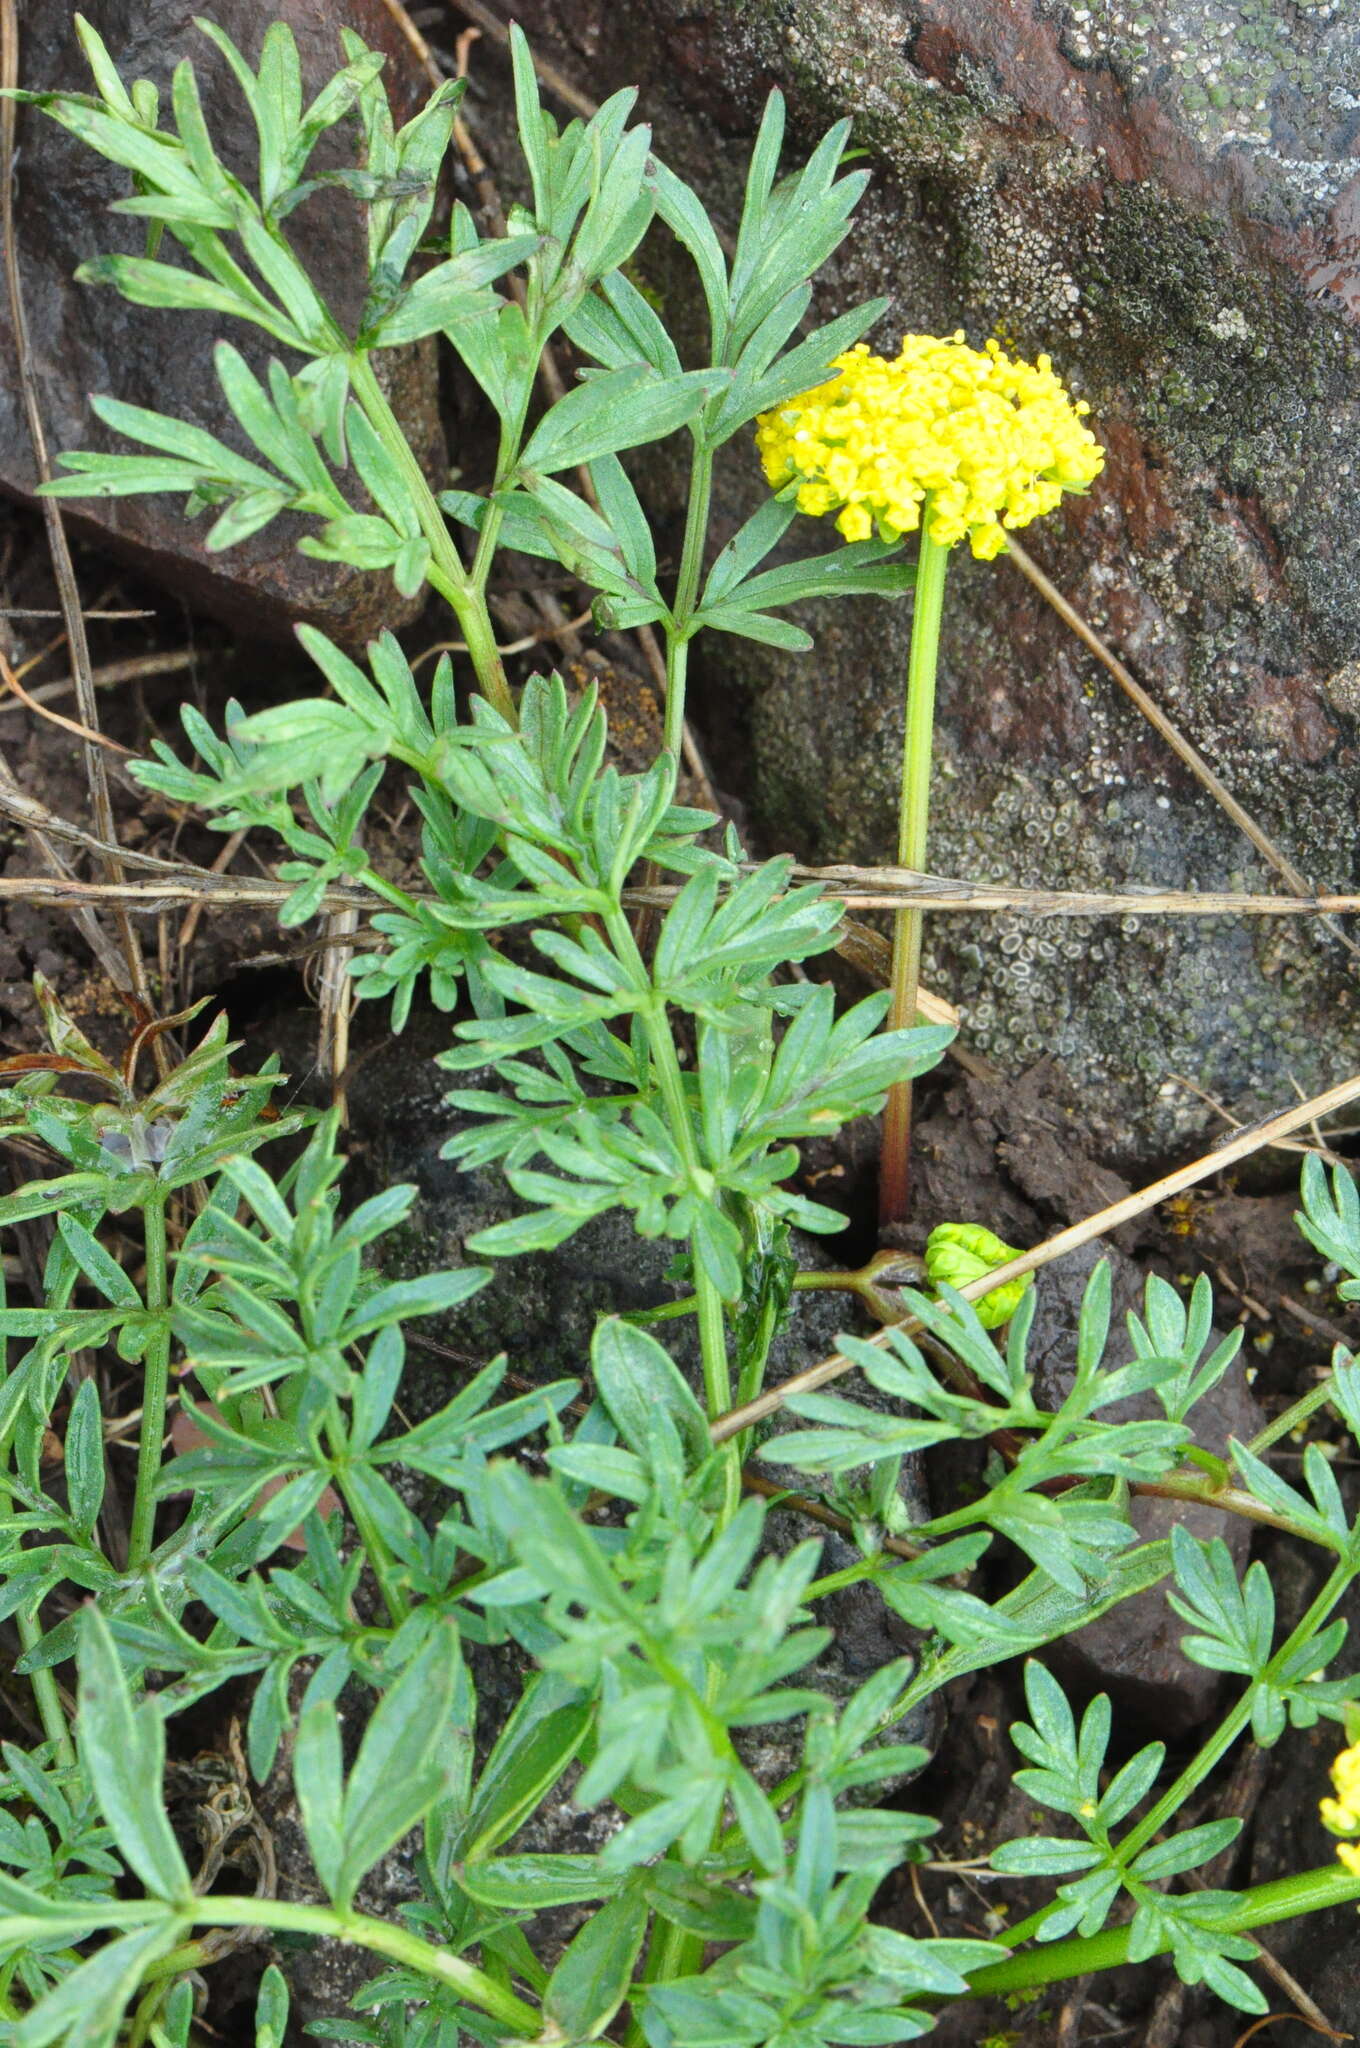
(757, 336), (1102, 1230)
(878, 520), (950, 1229)
(347, 354), (518, 728)
(603, 901), (737, 1514)
(636, 999), (731, 1423)
(127, 1189), (170, 1571)
(15, 1612), (73, 1766)
(663, 437), (717, 760)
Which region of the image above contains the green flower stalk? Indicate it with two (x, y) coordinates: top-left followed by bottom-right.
(756, 332), (1105, 1226)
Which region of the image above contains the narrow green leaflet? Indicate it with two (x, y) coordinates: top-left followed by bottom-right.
(520, 367), (729, 476)
(15, 1922), (182, 2048)
(64, 1377), (106, 1538)
(365, 233), (537, 346)
(543, 1889), (650, 2040)
(295, 1627), (461, 1909)
(76, 1610), (191, 1902)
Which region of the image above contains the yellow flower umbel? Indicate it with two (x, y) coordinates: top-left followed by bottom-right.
(755, 334), (1105, 1229)
(1322, 1739), (1360, 1879)
(755, 333), (1105, 560)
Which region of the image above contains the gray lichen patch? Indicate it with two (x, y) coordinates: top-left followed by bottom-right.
(1058, 0), (1355, 195)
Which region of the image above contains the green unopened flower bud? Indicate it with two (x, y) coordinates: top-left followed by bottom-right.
(924, 1222), (1032, 1330)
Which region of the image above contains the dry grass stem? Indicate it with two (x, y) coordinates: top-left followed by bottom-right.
(11, 853), (1360, 931)
(0, 647), (196, 714)
(1005, 536), (1360, 965)
(446, 0), (599, 120)
(0, 646), (134, 754)
(1, 0), (163, 1036)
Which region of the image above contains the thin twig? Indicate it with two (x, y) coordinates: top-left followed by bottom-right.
(710, 1068), (1360, 1441)
(1005, 536), (1360, 964)
(0, 780), (193, 870)
(0, 747), (135, 986)
(409, 608), (595, 668)
(783, 864), (1360, 919)
(0, 646), (195, 714)
(0, 646), (133, 754)
(445, 0), (600, 119)
(1279, 1295), (1356, 1352)
(176, 827), (248, 959)
(316, 846), (360, 1122)
(0, 606), (154, 620)
(1166, 1070), (1349, 1167)
(14, 850), (1360, 926)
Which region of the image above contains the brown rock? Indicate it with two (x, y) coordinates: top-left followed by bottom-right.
(0, 2), (445, 644)
(491, 0), (1360, 1157)
(1029, 1241), (1264, 1734)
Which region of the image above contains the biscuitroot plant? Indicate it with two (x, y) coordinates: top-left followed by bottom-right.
(2, 17), (1360, 2046)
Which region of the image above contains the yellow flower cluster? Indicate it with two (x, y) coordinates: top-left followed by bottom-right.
(1322, 1739), (1360, 1878)
(755, 332), (1105, 559)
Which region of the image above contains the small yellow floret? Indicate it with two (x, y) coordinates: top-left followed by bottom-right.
(1321, 1741), (1360, 1891)
(755, 332), (1105, 560)
(1331, 1741), (1360, 1810)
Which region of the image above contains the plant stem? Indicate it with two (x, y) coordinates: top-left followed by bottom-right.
(326, 1408), (410, 1628)
(128, 1190), (170, 1571)
(734, 1266), (786, 1415)
(16, 1610), (74, 1767)
(604, 902), (736, 1514)
(184, 1896), (540, 2032)
(793, 1251), (924, 1325)
(645, 1008), (731, 1429)
(1245, 1375), (1339, 1456)
(446, 576), (517, 726)
(960, 1862), (1360, 2001)
(878, 522), (950, 1230)
(613, 445), (731, 1468)
(604, 910), (732, 1419)
(468, 495), (506, 599)
(664, 635), (690, 767)
(663, 437), (716, 760)
(1121, 1555), (1353, 1863)
(694, 1266), (733, 1423)
(347, 353), (518, 728)
(803, 1557), (880, 1602)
